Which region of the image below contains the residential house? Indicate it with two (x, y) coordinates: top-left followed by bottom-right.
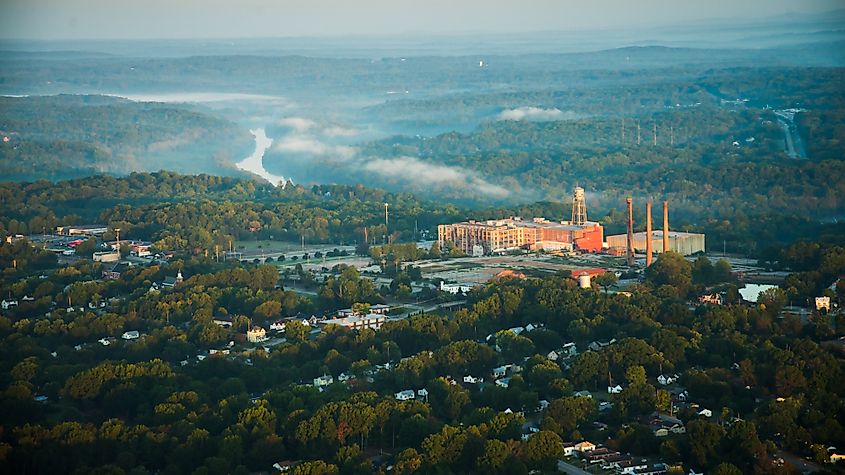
(463, 375), (484, 384)
(588, 338), (616, 351)
(247, 326), (268, 343)
(439, 282), (474, 294)
(560, 342), (578, 357)
(270, 320), (286, 331)
(563, 442), (577, 457)
(657, 374), (679, 386)
(574, 441), (596, 453)
(608, 384), (623, 394)
(102, 262), (130, 280)
(697, 408), (713, 418)
(395, 389), (415, 401)
(313, 375), (333, 388)
(2, 299), (18, 310)
(417, 388), (429, 400)
(574, 390), (593, 398)
(547, 350), (560, 361)
(272, 460), (301, 472)
(213, 316), (234, 328)
(495, 377), (512, 388)
(537, 399), (550, 411)
(698, 293), (725, 305)
(122, 330), (140, 340)
(161, 271), (184, 289)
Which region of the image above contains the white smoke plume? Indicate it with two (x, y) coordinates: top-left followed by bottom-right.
(363, 156), (509, 198)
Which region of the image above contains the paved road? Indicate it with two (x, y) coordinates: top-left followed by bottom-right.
(557, 459), (592, 475)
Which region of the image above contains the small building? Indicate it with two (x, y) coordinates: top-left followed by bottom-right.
(321, 313), (386, 331)
(270, 320), (286, 331)
(574, 441), (596, 453)
(313, 375), (333, 387)
(816, 296), (831, 312)
(560, 342), (578, 357)
(588, 339), (616, 351)
(698, 293), (725, 305)
(606, 231), (705, 256)
(439, 282), (474, 295)
(2, 299), (18, 310)
(56, 224), (109, 236)
(122, 330), (140, 340)
(463, 375), (484, 384)
(102, 262), (130, 280)
(161, 271), (184, 289)
(395, 389), (415, 401)
(93, 251), (120, 263)
(247, 326), (268, 343)
(574, 390), (593, 398)
(657, 374), (679, 386)
(213, 316), (234, 328)
(608, 384), (623, 394)
(495, 377), (512, 388)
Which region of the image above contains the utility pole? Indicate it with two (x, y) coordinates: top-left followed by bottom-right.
(670, 126), (674, 146)
(637, 120), (641, 145)
(653, 122), (657, 146)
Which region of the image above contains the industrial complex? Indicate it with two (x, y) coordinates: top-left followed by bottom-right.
(438, 187), (705, 261)
(437, 187), (604, 254)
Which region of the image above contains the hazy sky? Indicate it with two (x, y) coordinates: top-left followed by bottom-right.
(0, 0), (841, 40)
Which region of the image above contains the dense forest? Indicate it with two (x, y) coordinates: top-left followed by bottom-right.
(0, 95), (252, 181)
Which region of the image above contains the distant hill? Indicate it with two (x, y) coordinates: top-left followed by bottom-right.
(0, 94), (253, 181)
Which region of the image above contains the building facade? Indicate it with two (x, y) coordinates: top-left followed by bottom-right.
(606, 231), (705, 256)
(438, 217), (604, 254)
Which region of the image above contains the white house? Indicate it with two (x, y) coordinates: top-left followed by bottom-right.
(657, 374), (679, 386)
(463, 375), (484, 384)
(122, 330), (140, 340)
(270, 320), (286, 331)
(538, 399), (550, 411)
(608, 384), (623, 394)
(337, 373), (353, 382)
(574, 390), (593, 398)
(1, 299), (18, 310)
(395, 389), (415, 401)
(495, 377), (512, 388)
(697, 408), (713, 418)
(417, 388), (429, 400)
(560, 342), (578, 357)
(98, 337), (111, 346)
(547, 350), (560, 361)
(313, 375), (334, 387)
(439, 282), (474, 295)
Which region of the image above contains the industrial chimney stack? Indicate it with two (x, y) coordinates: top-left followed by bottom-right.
(571, 186), (588, 226)
(646, 201), (653, 266)
(663, 201), (669, 254)
(626, 197), (635, 267)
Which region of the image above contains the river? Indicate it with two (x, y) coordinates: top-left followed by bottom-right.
(236, 128), (287, 187)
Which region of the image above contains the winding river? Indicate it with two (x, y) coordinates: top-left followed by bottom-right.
(235, 128), (287, 187)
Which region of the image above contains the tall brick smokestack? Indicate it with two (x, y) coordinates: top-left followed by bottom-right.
(646, 201), (653, 266)
(626, 197), (634, 267)
(663, 201), (669, 254)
